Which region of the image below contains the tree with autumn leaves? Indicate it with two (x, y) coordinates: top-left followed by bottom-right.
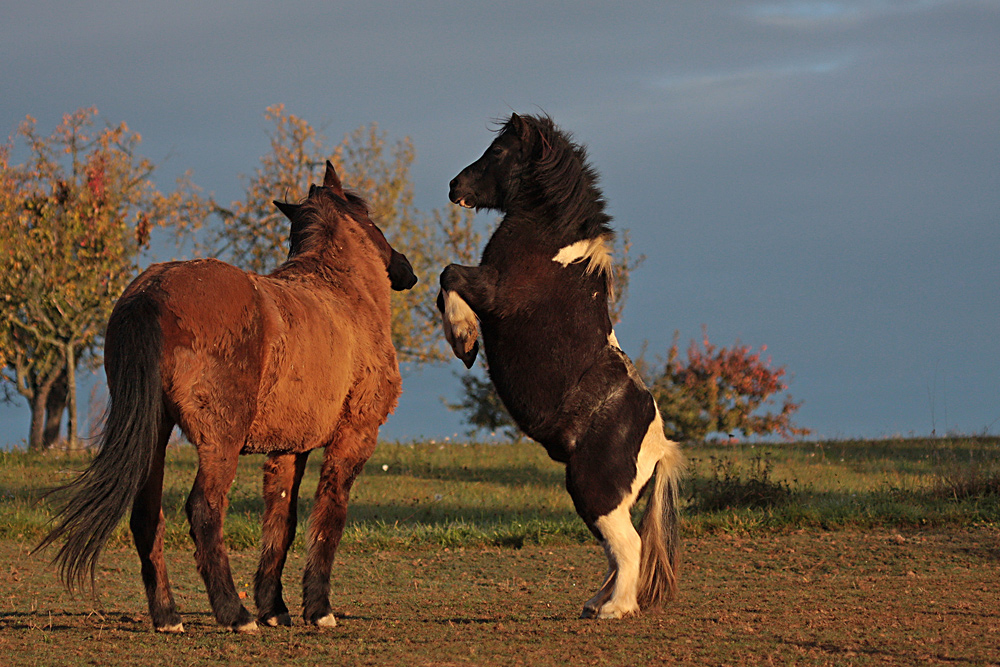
(0, 105), (478, 449)
(213, 104), (480, 364)
(0, 108), (208, 450)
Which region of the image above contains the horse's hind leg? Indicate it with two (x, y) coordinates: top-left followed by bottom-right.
(186, 448), (256, 632)
(586, 503), (643, 619)
(254, 451), (308, 627)
(568, 443), (644, 619)
(130, 417), (183, 633)
(582, 542), (617, 614)
(302, 425), (376, 627)
(569, 387), (663, 619)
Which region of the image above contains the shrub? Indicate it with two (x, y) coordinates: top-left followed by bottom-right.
(931, 468), (1000, 500)
(688, 452), (795, 512)
(642, 328), (810, 443)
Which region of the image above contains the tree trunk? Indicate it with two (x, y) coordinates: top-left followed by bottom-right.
(43, 368), (68, 448)
(65, 345), (79, 450)
(27, 372), (58, 452)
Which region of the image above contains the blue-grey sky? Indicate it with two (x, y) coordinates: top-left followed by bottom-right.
(2, 1), (998, 444)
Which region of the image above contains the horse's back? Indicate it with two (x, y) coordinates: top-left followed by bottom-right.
(115, 260), (270, 447)
(116, 259), (367, 453)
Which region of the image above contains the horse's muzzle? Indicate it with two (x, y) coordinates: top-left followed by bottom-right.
(449, 177), (476, 209)
(388, 250), (418, 291)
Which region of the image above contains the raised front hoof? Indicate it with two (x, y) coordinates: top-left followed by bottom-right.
(155, 622), (185, 634)
(458, 339), (479, 368)
(307, 613), (337, 628)
(261, 612), (292, 627)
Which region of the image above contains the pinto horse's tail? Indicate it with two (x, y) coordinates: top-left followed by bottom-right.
(636, 427), (684, 609)
(36, 296), (165, 591)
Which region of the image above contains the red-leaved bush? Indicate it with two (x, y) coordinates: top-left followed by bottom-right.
(641, 328), (810, 443)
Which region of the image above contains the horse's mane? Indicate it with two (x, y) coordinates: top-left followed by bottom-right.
(276, 188), (376, 276)
(502, 114), (613, 243)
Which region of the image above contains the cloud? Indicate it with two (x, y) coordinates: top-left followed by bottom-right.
(646, 57), (851, 96)
(744, 0), (955, 27)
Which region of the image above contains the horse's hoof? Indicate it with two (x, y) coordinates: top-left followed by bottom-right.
(156, 622), (185, 634)
(312, 613), (337, 628)
(233, 620), (259, 634)
(262, 613), (292, 627)
(581, 604), (636, 620)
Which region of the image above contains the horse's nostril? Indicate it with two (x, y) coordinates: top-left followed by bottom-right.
(448, 181), (464, 205)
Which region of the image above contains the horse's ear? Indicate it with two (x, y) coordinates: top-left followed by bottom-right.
(274, 200), (301, 220)
(323, 160), (345, 197)
(510, 113), (531, 141)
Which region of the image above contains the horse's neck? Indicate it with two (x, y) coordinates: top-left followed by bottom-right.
(487, 198), (608, 261)
(272, 240), (369, 285)
(483, 210), (554, 262)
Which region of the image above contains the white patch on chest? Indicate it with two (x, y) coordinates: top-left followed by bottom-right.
(552, 239), (592, 266)
(551, 235), (613, 277)
(608, 330), (621, 350)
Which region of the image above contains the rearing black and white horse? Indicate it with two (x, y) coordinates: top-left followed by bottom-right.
(438, 114), (684, 619)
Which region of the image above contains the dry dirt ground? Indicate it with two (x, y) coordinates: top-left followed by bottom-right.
(2, 528), (998, 666)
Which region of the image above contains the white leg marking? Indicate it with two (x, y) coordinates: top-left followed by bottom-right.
(314, 613), (337, 628)
(587, 407), (670, 620)
(592, 507), (641, 619)
(156, 622), (185, 634)
(440, 289), (479, 357)
(263, 612), (292, 627)
(234, 619), (259, 633)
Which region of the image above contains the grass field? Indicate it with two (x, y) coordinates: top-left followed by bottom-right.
(1, 436), (999, 665)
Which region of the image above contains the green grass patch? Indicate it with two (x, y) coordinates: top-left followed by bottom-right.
(3, 436), (999, 551)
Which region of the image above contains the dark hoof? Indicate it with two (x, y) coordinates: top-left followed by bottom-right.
(460, 340), (479, 368)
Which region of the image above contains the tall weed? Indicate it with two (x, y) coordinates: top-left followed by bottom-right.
(688, 452), (795, 512)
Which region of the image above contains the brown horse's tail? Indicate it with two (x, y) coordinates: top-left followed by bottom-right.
(36, 295), (165, 591)
(636, 433), (684, 609)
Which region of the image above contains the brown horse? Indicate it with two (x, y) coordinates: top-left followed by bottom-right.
(38, 161), (417, 633)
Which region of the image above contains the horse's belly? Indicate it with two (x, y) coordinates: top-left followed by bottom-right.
(482, 326), (597, 434)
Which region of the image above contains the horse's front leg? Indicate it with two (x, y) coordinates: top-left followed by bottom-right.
(437, 264), (498, 368)
(301, 426), (376, 627)
(254, 451), (309, 627)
